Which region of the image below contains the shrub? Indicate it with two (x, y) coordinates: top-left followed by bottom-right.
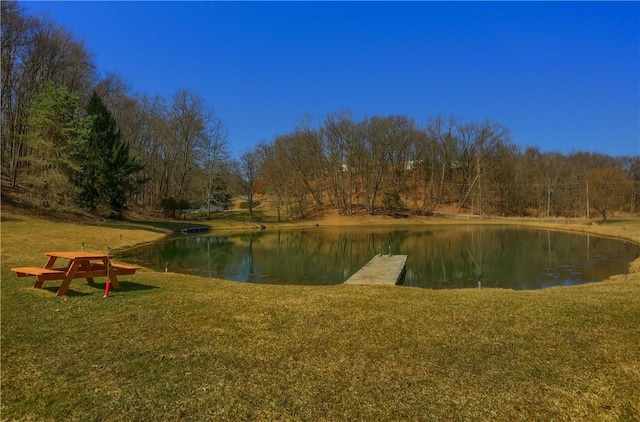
(238, 200), (260, 209)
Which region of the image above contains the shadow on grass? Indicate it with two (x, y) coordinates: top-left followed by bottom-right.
(40, 281), (159, 296)
(94, 280), (159, 292)
(41, 286), (92, 297)
(0, 215), (24, 222)
(119, 280), (159, 292)
(80, 219), (191, 234)
(204, 209), (276, 222)
(123, 220), (205, 233)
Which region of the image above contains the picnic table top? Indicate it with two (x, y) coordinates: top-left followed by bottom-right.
(45, 251), (111, 260)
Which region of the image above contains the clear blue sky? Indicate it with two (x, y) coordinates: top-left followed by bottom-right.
(26, 1), (639, 158)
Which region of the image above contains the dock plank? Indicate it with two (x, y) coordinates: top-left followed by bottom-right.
(344, 254), (407, 285)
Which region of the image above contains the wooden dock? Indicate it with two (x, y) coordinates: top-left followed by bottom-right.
(181, 226), (210, 235)
(344, 254), (408, 285)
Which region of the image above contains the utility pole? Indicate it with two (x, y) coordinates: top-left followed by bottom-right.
(586, 180), (590, 219)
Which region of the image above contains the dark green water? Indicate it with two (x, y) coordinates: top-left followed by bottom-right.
(116, 225), (640, 290)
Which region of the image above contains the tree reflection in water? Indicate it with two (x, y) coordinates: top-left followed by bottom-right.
(117, 225), (640, 290)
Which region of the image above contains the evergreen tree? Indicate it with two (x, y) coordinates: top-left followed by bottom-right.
(83, 92), (143, 218)
(25, 83), (90, 208)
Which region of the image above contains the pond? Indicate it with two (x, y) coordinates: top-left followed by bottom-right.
(116, 225), (640, 290)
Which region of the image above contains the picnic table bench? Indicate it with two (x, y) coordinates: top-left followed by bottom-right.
(11, 251), (140, 296)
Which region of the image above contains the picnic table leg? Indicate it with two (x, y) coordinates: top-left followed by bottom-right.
(56, 260), (81, 297)
(108, 272), (121, 291)
(33, 275), (46, 289)
(103, 258), (121, 291)
(43, 256), (58, 269)
(33, 276), (45, 289)
(78, 260), (96, 286)
(35, 256), (59, 288)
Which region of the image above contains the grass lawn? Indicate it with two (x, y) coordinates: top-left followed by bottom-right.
(2, 211), (640, 421)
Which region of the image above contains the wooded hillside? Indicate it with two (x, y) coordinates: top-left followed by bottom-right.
(2, 1), (638, 220)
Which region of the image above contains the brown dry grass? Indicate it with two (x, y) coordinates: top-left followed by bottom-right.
(2, 206), (640, 421)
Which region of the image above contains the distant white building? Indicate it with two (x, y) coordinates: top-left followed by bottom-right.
(404, 160), (423, 171)
(186, 205), (225, 214)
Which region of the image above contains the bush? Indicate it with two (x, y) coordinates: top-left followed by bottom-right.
(238, 200), (260, 209)
(383, 190), (403, 214)
(160, 197), (190, 218)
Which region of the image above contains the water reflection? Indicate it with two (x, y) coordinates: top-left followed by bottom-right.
(117, 225), (640, 290)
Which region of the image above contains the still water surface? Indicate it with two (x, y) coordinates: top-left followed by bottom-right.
(117, 225), (640, 290)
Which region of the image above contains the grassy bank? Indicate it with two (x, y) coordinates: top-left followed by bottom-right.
(2, 211), (640, 421)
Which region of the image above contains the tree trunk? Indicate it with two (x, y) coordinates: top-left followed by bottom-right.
(460, 171), (480, 211)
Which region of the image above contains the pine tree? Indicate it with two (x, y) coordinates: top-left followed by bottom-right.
(83, 92), (143, 218)
(25, 83), (90, 208)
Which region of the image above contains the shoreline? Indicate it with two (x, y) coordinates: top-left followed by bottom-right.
(144, 214), (640, 277)
(203, 214), (640, 243)
(2, 208), (638, 277)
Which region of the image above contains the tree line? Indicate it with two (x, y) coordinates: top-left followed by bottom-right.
(252, 113), (638, 222)
(1, 1), (230, 217)
(2, 1), (638, 221)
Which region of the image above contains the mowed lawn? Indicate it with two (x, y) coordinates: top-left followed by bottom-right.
(2, 212), (640, 421)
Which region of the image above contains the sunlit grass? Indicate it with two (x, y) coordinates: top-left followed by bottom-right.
(2, 212), (640, 421)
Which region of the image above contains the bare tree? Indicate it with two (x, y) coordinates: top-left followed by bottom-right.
(457, 121), (511, 214)
(425, 116), (458, 207)
(202, 117), (229, 217)
(406, 126), (433, 213)
(623, 156), (640, 213)
(1, 1), (34, 186)
(257, 141), (287, 221)
(383, 116), (415, 214)
(586, 167), (634, 222)
(320, 111), (358, 215)
(168, 90), (210, 200)
(93, 73), (137, 133)
(288, 125), (324, 209)
(362, 116), (396, 214)
(267, 135), (306, 217)
(233, 149), (262, 220)
(133, 94), (166, 209)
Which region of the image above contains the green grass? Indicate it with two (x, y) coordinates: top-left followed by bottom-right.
(2, 213), (640, 421)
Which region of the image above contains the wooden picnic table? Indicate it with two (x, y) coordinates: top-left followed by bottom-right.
(11, 251), (139, 296)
